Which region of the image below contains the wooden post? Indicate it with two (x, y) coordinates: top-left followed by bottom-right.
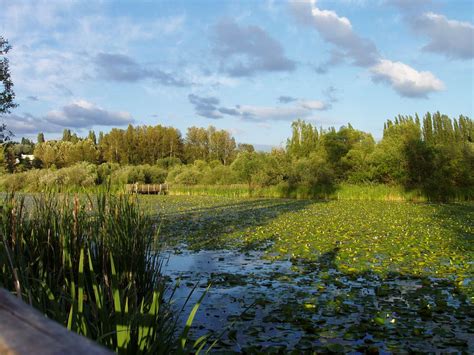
(0, 288), (112, 354)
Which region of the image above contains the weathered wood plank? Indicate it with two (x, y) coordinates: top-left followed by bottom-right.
(0, 288), (112, 355)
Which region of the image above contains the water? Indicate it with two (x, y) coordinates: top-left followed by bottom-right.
(161, 248), (474, 353)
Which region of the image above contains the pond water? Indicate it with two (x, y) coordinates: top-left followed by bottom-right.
(162, 247), (473, 353)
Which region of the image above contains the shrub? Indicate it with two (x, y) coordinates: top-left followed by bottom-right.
(111, 165), (167, 185)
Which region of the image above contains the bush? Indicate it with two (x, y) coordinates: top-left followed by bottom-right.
(156, 157), (182, 170)
(173, 168), (204, 185)
(111, 165), (167, 185)
(0, 163), (98, 192)
(143, 165), (167, 184)
(57, 162), (98, 188)
(0, 171), (28, 191)
(97, 162), (120, 184)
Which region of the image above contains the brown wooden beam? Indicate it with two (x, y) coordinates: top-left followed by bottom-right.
(0, 288), (112, 355)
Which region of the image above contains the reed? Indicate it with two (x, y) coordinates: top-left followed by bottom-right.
(0, 192), (206, 354)
(168, 183), (429, 201)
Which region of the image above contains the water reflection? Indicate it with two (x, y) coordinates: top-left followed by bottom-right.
(162, 248), (473, 352)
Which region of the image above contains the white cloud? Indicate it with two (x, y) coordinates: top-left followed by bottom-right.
(188, 94), (223, 119)
(3, 113), (61, 135)
(188, 92), (329, 121)
(390, 1), (473, 60)
(46, 100), (134, 128)
(412, 12), (474, 59)
(94, 53), (190, 86)
(236, 105), (312, 121)
(0, 1), (187, 104)
(371, 59), (444, 98)
(289, 0), (445, 98)
(212, 18), (296, 76)
(289, 0), (379, 67)
(299, 99), (328, 110)
(234, 98), (329, 122)
(3, 100), (134, 136)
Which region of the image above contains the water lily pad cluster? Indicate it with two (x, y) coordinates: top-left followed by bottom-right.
(143, 196), (474, 352)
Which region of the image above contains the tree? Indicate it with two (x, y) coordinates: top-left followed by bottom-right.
(231, 151), (261, 190)
(88, 130), (97, 145)
(237, 143), (255, 153)
(208, 128), (236, 165)
(1, 36), (18, 142)
(34, 142), (60, 168)
(37, 132), (45, 143)
(62, 129), (72, 142)
(184, 127), (209, 163)
(286, 119), (319, 158)
(2, 144), (16, 173)
(184, 126), (236, 165)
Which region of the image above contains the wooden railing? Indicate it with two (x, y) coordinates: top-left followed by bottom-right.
(0, 288), (111, 354)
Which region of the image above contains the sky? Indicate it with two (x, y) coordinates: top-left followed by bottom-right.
(1, 0), (473, 148)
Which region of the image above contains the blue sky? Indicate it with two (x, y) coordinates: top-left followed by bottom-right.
(1, 0), (473, 147)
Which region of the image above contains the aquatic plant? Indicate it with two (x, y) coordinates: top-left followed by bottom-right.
(0, 193), (207, 354)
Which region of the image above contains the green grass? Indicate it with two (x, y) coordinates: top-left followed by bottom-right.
(168, 183), (436, 201)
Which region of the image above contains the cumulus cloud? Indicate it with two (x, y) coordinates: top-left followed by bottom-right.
(1, 1), (188, 104)
(280, 93), (334, 109)
(2, 113), (61, 135)
(95, 53), (190, 86)
(235, 105), (314, 121)
(4, 100), (135, 135)
(188, 94), (223, 119)
(189, 93), (329, 121)
(299, 99), (328, 110)
(411, 13), (474, 59)
(232, 98), (329, 121)
(218, 107), (241, 116)
(390, 1), (473, 60)
(46, 100), (134, 128)
(212, 19), (296, 77)
(290, 0), (379, 67)
(371, 59), (444, 98)
(289, 0), (444, 98)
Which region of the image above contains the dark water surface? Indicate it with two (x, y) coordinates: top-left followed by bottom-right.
(162, 248), (473, 353)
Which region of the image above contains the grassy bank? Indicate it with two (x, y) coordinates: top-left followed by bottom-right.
(168, 183), (431, 201)
(1, 168), (472, 201)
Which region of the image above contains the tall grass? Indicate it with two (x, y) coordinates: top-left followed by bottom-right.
(169, 184), (251, 198)
(168, 183), (431, 201)
(333, 184), (426, 202)
(0, 192), (207, 354)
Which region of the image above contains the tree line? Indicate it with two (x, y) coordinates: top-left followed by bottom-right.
(1, 112), (473, 200)
(29, 125), (240, 168)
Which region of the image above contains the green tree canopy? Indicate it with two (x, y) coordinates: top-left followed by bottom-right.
(1, 36), (18, 142)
